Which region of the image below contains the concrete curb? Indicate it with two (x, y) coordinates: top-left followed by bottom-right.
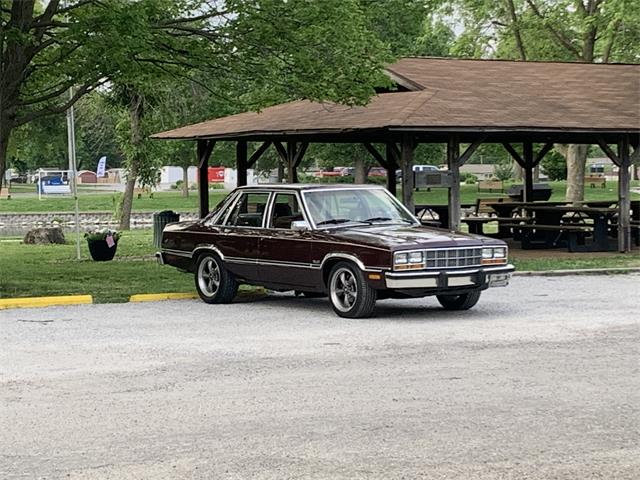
(514, 267), (640, 277)
(0, 295), (93, 310)
(129, 293), (198, 302)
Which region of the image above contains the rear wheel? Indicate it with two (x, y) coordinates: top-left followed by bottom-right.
(436, 290), (481, 310)
(195, 253), (238, 304)
(328, 262), (377, 318)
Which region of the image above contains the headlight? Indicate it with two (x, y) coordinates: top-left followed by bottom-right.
(394, 251), (425, 270)
(395, 253), (408, 264)
(481, 247), (508, 265)
(408, 252), (423, 263)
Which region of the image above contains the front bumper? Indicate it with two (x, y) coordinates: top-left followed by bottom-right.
(384, 264), (515, 290)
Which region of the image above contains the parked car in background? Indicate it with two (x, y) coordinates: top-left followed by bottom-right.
(397, 164), (440, 179)
(157, 184), (514, 318)
(368, 167), (387, 177)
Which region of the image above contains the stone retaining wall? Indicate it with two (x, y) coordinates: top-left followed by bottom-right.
(0, 211), (199, 227)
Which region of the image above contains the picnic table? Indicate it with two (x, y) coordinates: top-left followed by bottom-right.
(492, 203), (619, 251)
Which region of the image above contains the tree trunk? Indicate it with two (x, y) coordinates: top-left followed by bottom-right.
(354, 157), (367, 184)
(277, 162), (284, 183)
(506, 0), (527, 61)
(533, 165), (540, 182)
(564, 144), (588, 203)
(182, 165), (189, 198)
(119, 172), (137, 230)
(118, 92), (144, 230)
(0, 129), (9, 196)
(513, 161), (523, 181)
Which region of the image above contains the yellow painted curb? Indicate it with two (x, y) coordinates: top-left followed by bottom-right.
(0, 295), (93, 310)
(129, 292), (198, 302)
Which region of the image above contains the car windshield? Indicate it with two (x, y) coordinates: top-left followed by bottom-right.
(304, 188), (417, 228)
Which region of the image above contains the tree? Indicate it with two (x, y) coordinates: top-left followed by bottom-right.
(8, 91), (123, 173)
(2, 0), (390, 223)
(0, 0), (112, 194)
(449, 0), (640, 201)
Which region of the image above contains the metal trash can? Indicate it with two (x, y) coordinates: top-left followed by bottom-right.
(507, 183), (552, 202)
(153, 210), (180, 248)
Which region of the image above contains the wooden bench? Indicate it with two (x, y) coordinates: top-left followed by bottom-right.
(585, 176), (606, 188)
(501, 222), (600, 251)
(461, 197), (515, 235)
(477, 180), (504, 193)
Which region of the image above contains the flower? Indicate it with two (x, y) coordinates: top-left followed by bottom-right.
(84, 228), (121, 242)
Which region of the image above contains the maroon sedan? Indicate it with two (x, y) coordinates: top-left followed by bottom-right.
(157, 184), (514, 318)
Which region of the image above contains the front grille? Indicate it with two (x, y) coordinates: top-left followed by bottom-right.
(425, 247), (483, 269)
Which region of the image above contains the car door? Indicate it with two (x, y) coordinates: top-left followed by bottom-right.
(215, 191), (270, 282)
(258, 191), (316, 288)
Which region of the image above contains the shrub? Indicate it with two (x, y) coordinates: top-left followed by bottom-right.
(541, 151), (567, 181)
(461, 172), (477, 184)
(493, 160), (514, 181)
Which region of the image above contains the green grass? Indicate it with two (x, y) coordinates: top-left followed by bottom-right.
(511, 253), (640, 271)
(412, 180), (640, 205)
(0, 230), (195, 303)
(0, 190), (229, 213)
(2, 181), (637, 214)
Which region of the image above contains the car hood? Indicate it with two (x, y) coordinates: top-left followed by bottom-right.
(327, 224), (499, 250)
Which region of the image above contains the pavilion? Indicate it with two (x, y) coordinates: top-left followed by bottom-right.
(152, 57), (640, 252)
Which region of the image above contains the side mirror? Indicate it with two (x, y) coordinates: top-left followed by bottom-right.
(291, 220), (310, 231)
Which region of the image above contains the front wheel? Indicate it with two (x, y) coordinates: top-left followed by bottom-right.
(436, 290), (481, 310)
(195, 253), (238, 304)
(328, 262), (377, 318)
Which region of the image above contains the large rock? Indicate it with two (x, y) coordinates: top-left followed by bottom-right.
(23, 227), (66, 245)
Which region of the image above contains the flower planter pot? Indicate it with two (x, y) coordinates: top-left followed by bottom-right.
(87, 239), (118, 261)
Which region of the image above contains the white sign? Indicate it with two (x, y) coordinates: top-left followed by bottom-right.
(96, 156), (107, 177)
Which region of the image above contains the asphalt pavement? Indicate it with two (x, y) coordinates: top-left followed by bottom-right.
(1, 274), (639, 479)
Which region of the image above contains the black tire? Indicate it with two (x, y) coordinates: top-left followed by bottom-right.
(436, 290), (481, 310)
(327, 261), (377, 318)
(194, 253), (238, 304)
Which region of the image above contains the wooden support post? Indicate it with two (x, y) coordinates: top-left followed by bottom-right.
(247, 141), (272, 168)
(286, 142), (296, 183)
(197, 139), (214, 218)
(447, 135), (461, 231)
(523, 142), (534, 203)
(364, 142), (397, 194)
(273, 141), (287, 183)
(618, 136), (631, 253)
(386, 143), (398, 196)
(236, 140), (248, 187)
(400, 135), (415, 212)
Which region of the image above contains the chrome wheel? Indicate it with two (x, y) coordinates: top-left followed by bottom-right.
(197, 256), (220, 297)
(330, 267), (358, 313)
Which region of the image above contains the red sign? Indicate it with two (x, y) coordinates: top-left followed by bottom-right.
(207, 167), (225, 183)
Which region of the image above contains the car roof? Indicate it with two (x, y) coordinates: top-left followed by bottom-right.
(236, 183), (387, 191)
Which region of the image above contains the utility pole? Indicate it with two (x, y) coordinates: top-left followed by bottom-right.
(66, 87), (81, 260)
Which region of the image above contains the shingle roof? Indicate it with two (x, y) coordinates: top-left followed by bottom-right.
(152, 57), (640, 140)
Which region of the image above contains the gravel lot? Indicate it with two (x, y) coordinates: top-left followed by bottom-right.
(1, 274), (639, 479)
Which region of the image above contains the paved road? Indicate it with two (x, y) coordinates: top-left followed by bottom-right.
(1, 274), (639, 479)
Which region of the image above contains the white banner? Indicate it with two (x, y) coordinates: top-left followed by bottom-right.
(96, 156), (107, 177)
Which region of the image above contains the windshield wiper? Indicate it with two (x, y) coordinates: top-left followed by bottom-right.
(316, 218), (354, 226)
(362, 216), (392, 223)
(363, 217), (413, 224)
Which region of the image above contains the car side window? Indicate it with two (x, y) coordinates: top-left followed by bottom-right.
(204, 193), (237, 226)
(269, 193), (303, 229)
(225, 192), (270, 227)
